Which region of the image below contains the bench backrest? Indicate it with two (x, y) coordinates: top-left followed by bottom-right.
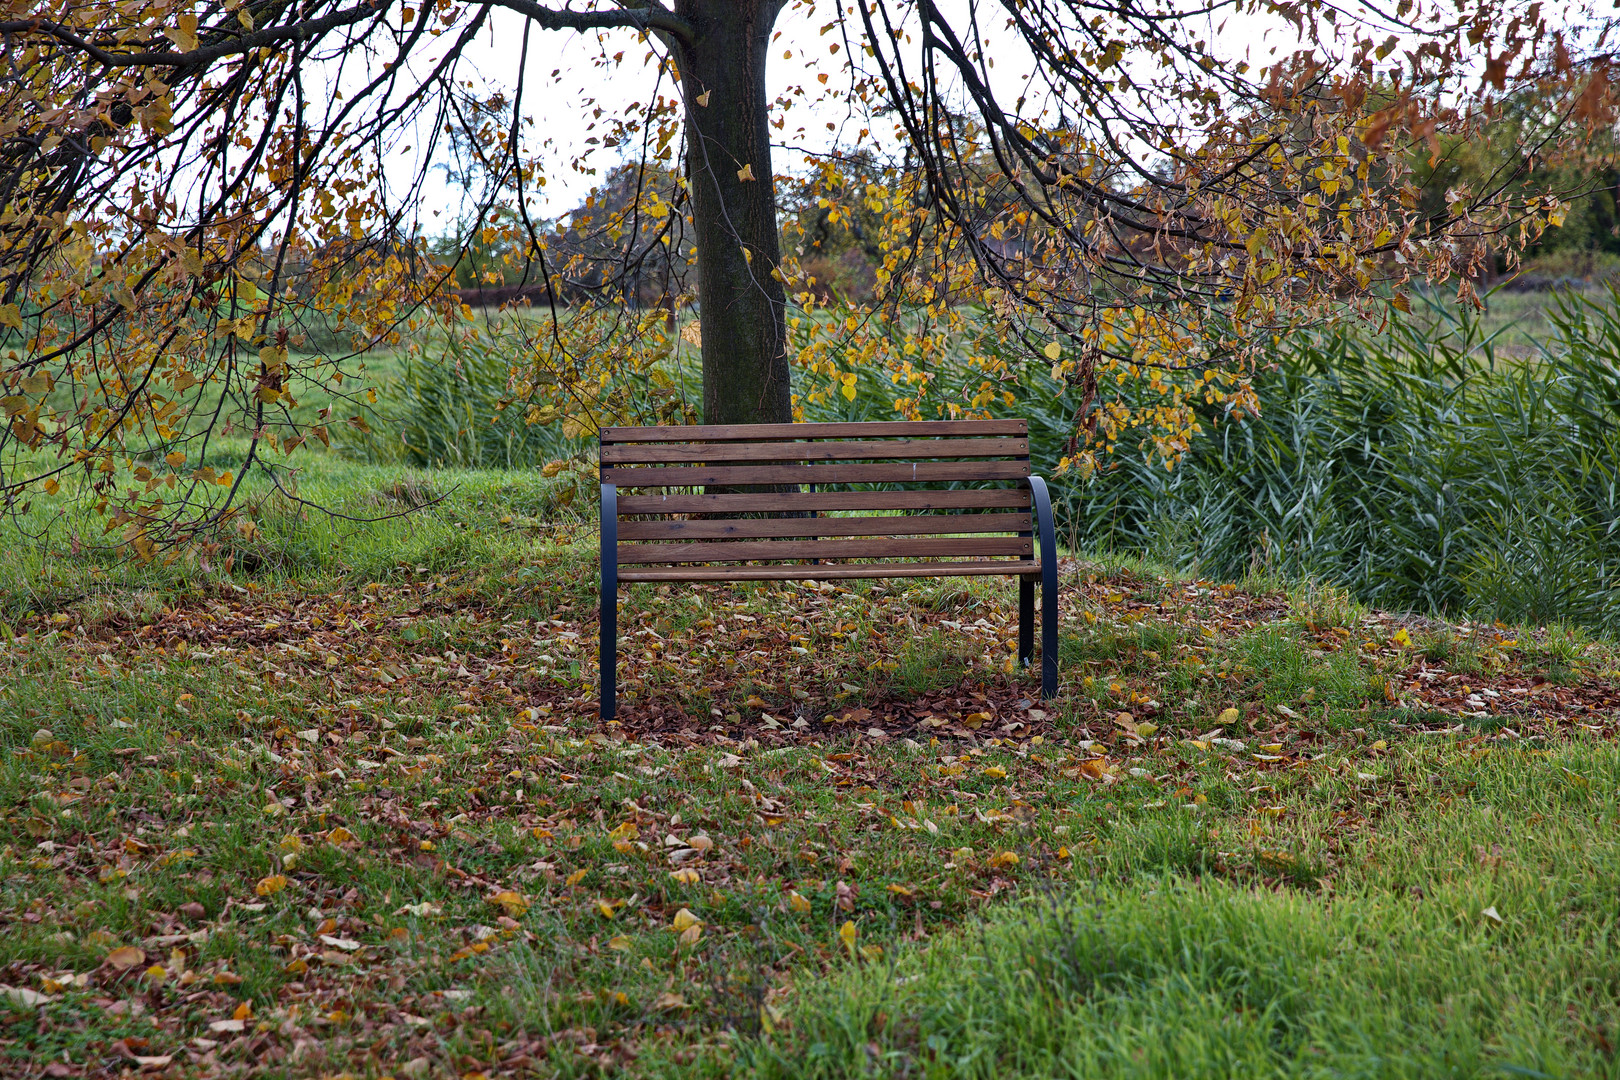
(599, 420), (1037, 574)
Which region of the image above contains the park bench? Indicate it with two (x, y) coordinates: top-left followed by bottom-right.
(597, 419), (1058, 722)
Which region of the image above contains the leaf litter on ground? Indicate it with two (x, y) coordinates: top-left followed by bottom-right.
(0, 557), (1617, 1076)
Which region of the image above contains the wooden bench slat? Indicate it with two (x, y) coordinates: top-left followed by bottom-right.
(618, 560), (1043, 582)
(601, 419), (1027, 443)
(616, 512), (1032, 541)
(614, 490), (1031, 515)
(618, 536), (1032, 565)
(602, 461), (1030, 488)
(600, 437), (1029, 465)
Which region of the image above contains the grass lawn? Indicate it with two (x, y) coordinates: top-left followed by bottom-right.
(0, 460), (1617, 1078)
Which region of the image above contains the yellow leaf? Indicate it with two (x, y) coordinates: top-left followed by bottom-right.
(654, 991), (688, 1010)
(104, 946), (145, 970)
(1392, 627), (1413, 648)
(679, 924), (703, 945)
(143, 964), (167, 981)
(788, 891), (812, 913)
(838, 920), (857, 954)
(607, 821), (639, 841)
(565, 869), (588, 886)
(669, 868), (700, 885)
(671, 908), (702, 933)
(696, 91), (711, 107)
(164, 451), (186, 468)
(737, 163), (756, 182)
(1044, 341), (1062, 360)
(841, 379), (858, 401)
(165, 13), (198, 51)
(962, 711), (990, 729)
(325, 826), (354, 845)
(487, 890), (530, 917)
(42, 478), (59, 496)
(981, 766), (1007, 780)
(1217, 707), (1240, 726)
(232, 1000), (253, 1021)
(596, 900), (619, 919)
(255, 874), (288, 896)
(0, 303), (22, 330)
(987, 851), (1020, 871)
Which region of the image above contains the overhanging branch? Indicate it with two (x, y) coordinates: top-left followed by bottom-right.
(487, 0), (694, 46)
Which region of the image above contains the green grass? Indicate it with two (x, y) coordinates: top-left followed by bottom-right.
(746, 739), (1620, 1080)
(1, 430), (1619, 1076)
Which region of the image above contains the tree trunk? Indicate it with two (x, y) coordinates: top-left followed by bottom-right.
(672, 0), (793, 427)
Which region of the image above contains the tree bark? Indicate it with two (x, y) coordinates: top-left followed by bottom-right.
(671, 0), (793, 427)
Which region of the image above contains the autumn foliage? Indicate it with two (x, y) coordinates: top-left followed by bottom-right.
(0, 0), (1614, 549)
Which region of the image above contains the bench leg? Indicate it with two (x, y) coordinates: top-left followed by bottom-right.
(1029, 476), (1060, 700)
(1042, 556), (1059, 699)
(1018, 576), (1034, 668)
(600, 482), (618, 724)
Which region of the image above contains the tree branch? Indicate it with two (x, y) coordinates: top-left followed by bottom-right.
(0, 3), (386, 69)
(485, 0), (694, 46)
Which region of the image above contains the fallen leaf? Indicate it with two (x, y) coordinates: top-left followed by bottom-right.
(671, 908), (702, 932)
(104, 946), (146, 971)
(1217, 707), (1240, 726)
(254, 874), (288, 896)
(319, 935), (362, 951)
(0, 986), (49, 1007)
(487, 891), (530, 917)
(668, 868), (700, 885)
(396, 901), (442, 917)
(987, 851), (1020, 870)
(1481, 906), (1505, 926)
(788, 891), (812, 913)
(962, 712), (990, 729)
(207, 1019), (245, 1034)
(838, 920), (857, 955)
(981, 765), (1007, 780)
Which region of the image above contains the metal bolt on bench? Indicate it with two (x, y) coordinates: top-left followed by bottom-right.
(597, 419), (1058, 722)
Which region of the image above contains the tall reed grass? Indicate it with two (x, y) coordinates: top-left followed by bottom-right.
(1046, 290), (1620, 629)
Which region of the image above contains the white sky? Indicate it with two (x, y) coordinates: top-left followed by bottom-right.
(371, 0), (1577, 236)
